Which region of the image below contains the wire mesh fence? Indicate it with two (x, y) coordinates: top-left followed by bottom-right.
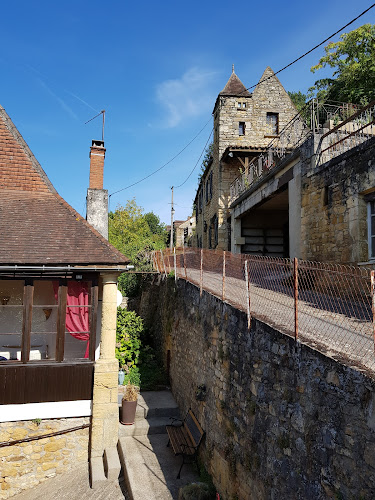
(152, 248), (375, 374)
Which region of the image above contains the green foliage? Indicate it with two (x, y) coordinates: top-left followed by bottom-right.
(116, 308), (144, 386)
(198, 142), (214, 181)
(309, 24), (375, 104)
(288, 91), (308, 112)
(109, 199), (167, 297)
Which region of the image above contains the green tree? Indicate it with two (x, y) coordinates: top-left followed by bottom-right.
(198, 142), (214, 181)
(288, 91), (308, 113)
(109, 199), (167, 297)
(309, 24), (375, 104)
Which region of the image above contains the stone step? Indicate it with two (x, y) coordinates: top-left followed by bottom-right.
(118, 434), (199, 500)
(119, 416), (171, 437)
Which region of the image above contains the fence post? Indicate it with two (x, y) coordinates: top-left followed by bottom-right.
(222, 251), (226, 302)
(173, 247), (177, 282)
(183, 246), (187, 280)
(160, 249), (167, 278)
(200, 249), (203, 297)
(294, 257), (299, 341)
(244, 260), (251, 329)
(371, 271), (375, 354)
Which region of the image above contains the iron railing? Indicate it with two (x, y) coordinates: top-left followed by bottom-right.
(229, 99), (370, 204)
(153, 248), (375, 375)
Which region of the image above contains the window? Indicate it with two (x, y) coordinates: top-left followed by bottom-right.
(0, 278), (98, 363)
(205, 171), (213, 204)
(239, 122), (246, 136)
(237, 102), (246, 109)
(368, 201), (375, 259)
(266, 113), (279, 136)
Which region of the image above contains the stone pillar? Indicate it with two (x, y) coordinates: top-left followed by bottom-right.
(90, 273), (119, 459)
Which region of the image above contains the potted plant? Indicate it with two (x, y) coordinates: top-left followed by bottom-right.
(121, 381), (138, 425)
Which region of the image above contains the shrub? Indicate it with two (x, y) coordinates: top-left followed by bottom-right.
(116, 308), (144, 386)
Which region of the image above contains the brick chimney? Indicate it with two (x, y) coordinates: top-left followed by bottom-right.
(86, 139), (108, 239)
(89, 139), (106, 189)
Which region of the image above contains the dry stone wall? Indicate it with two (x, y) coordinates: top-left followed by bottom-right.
(138, 277), (375, 500)
(0, 417), (89, 499)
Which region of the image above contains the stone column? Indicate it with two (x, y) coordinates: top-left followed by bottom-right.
(90, 272), (119, 459)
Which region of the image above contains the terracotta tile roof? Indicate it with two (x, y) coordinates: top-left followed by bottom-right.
(219, 72), (251, 97)
(0, 106), (129, 266)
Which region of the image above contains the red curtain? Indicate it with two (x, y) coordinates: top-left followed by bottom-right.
(53, 281), (90, 358)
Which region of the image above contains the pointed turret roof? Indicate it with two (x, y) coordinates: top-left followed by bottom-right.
(219, 65), (251, 98)
(0, 105), (129, 266)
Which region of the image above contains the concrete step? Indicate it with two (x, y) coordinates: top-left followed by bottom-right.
(118, 434), (199, 500)
(119, 416), (171, 437)
(118, 389), (180, 420)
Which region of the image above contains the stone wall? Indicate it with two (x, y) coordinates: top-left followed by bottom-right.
(0, 417), (89, 499)
(138, 278), (375, 500)
(301, 137), (375, 263)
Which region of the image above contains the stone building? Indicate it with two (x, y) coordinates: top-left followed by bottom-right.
(194, 65), (298, 250)
(229, 99), (375, 264)
(175, 216), (196, 247)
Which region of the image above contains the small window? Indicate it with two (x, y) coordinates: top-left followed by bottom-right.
(239, 122), (245, 136)
(266, 113), (279, 135)
(237, 102), (241, 109)
(237, 102), (246, 109)
(242, 103), (246, 109)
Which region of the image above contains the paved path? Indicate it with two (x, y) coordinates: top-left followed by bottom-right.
(176, 267), (375, 375)
(11, 463), (128, 500)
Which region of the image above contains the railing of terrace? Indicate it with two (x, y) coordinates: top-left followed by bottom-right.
(153, 248), (375, 376)
(229, 99), (370, 205)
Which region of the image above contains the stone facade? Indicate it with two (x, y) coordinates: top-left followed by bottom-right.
(195, 67), (297, 251)
(301, 137), (375, 263)
(138, 278), (375, 500)
(0, 417), (89, 499)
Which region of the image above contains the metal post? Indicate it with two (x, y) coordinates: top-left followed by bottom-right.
(160, 250), (167, 279)
(170, 186), (174, 250)
(294, 257), (299, 341)
(371, 271), (375, 354)
(173, 247), (177, 282)
(244, 260), (251, 330)
(222, 251), (226, 301)
(183, 246), (187, 280)
(200, 249), (203, 297)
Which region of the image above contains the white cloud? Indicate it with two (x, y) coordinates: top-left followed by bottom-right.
(155, 67), (216, 128)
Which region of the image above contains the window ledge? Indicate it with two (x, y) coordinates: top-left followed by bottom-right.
(264, 134), (279, 138)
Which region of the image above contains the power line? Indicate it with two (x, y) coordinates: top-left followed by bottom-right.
(240, 3), (375, 94)
(109, 117), (212, 197)
(175, 129), (213, 189)
(110, 4), (375, 198)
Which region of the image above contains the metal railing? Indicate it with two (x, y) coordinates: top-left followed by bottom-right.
(316, 99), (375, 166)
(229, 99), (371, 204)
(153, 248), (375, 375)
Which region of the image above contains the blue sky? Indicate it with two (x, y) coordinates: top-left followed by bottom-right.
(1, 1), (374, 224)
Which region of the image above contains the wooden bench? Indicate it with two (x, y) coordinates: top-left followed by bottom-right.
(166, 409), (205, 478)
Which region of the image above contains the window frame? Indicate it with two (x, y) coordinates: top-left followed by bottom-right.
(265, 112), (279, 136)
(0, 276), (98, 364)
(239, 122), (246, 136)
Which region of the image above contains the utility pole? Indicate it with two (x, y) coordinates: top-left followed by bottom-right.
(170, 186), (175, 249)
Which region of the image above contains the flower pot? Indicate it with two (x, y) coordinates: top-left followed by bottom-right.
(121, 400), (137, 425)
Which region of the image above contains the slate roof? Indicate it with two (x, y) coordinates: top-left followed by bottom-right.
(219, 71), (251, 98)
(0, 105), (129, 266)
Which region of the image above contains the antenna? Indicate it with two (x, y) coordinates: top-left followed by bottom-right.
(85, 109), (106, 141)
